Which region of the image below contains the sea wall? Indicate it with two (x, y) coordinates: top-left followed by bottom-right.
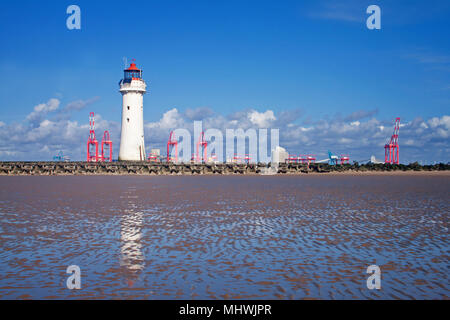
(0, 161), (448, 175)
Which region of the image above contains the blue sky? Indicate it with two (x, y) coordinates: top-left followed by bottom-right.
(0, 0), (449, 163)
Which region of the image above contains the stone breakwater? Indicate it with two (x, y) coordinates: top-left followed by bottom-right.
(0, 161), (448, 175)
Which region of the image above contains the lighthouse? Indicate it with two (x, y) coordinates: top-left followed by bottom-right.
(118, 61), (147, 161)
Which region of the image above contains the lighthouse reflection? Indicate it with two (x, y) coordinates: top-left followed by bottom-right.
(119, 201), (145, 286)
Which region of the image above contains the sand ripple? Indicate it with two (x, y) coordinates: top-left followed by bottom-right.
(0, 175), (448, 299)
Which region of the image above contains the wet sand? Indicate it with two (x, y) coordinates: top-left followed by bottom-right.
(0, 175), (448, 299)
(306, 171), (450, 176)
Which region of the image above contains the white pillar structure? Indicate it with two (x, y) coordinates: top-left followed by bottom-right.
(118, 62), (147, 161)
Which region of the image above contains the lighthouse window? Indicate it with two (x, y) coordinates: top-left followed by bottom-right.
(127, 118), (129, 123)
(125, 71), (140, 79)
(127, 106), (130, 110)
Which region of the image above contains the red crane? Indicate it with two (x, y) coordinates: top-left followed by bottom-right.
(101, 130), (113, 162)
(87, 112), (99, 162)
(196, 132), (207, 163)
(299, 154), (316, 165)
(148, 152), (159, 162)
(167, 131), (178, 162)
(340, 154), (350, 165)
(287, 154), (298, 163)
(385, 117), (400, 164)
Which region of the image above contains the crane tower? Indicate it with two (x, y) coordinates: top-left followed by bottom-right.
(385, 117), (400, 164)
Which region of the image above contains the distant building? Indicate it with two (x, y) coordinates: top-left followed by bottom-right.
(148, 148), (161, 162)
(150, 149), (160, 156)
(271, 146), (288, 164)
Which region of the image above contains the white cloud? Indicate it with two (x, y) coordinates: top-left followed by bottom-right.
(0, 150), (18, 156)
(420, 122), (428, 129)
(428, 115), (450, 129)
(339, 138), (352, 144)
(40, 145), (51, 153)
(344, 109), (379, 121)
(248, 110), (276, 128)
(63, 97), (100, 112)
(26, 98), (60, 126)
(0, 98), (449, 164)
(436, 128), (448, 139)
(0, 97), (115, 161)
(184, 107), (214, 120)
(146, 108), (184, 130)
(25, 96), (100, 127)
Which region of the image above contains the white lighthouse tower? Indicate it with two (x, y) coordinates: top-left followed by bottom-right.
(118, 61), (147, 161)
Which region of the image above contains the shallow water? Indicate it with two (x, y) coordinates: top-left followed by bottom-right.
(0, 175), (448, 299)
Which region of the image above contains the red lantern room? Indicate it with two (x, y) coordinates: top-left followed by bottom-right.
(124, 60), (142, 82)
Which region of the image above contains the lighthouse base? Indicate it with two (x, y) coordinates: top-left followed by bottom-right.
(118, 145), (146, 161)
